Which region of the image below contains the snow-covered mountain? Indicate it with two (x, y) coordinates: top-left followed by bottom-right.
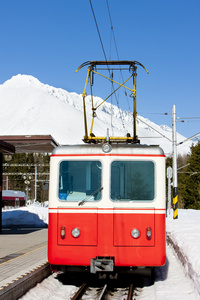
(0, 74), (192, 155)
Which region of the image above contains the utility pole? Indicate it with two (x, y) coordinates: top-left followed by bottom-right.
(172, 105), (178, 219)
(35, 165), (37, 203)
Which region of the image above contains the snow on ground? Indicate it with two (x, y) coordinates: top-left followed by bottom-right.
(2, 205), (200, 299)
(2, 203), (48, 227)
(166, 209), (200, 296)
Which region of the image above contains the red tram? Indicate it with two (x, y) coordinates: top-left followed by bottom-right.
(2, 190), (26, 208)
(48, 61), (166, 274)
(48, 143), (166, 274)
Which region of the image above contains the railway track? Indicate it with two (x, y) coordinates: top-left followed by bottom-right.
(70, 282), (138, 300)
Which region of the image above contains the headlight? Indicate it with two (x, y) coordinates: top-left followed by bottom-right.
(102, 143), (112, 153)
(131, 228), (140, 239)
(72, 228), (80, 238)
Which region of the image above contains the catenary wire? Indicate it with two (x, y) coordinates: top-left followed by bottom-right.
(89, 0), (126, 130)
(106, 0), (131, 112)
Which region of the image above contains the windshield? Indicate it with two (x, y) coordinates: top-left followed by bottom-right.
(59, 160), (102, 202)
(111, 161), (154, 201)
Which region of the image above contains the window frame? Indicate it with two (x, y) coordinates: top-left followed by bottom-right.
(58, 159), (103, 203)
(110, 159), (155, 202)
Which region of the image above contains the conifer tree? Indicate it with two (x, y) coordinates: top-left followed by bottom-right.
(181, 142), (200, 209)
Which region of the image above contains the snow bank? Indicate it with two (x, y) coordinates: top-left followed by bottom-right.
(2, 203), (48, 227)
(167, 209), (200, 295)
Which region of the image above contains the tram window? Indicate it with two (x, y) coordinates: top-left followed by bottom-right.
(59, 161), (102, 201)
(111, 161), (154, 201)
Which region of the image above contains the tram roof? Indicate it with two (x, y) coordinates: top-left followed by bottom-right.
(52, 143), (165, 156)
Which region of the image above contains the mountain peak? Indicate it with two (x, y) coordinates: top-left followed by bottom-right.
(2, 74), (43, 89)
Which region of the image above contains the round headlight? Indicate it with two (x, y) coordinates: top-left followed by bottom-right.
(131, 228), (140, 239)
(72, 228), (80, 238)
(102, 143), (112, 153)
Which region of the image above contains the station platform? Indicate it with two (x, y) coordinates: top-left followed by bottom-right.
(0, 228), (49, 294)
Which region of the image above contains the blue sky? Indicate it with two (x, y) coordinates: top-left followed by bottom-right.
(0, 0), (200, 140)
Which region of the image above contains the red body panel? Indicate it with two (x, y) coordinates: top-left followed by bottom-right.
(113, 212), (155, 246)
(57, 210), (98, 246)
(48, 211), (166, 267)
(3, 196), (25, 200)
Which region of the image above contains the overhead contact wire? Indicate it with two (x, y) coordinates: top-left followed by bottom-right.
(89, 0), (126, 130)
(106, 0), (131, 113)
(89, 0), (108, 62)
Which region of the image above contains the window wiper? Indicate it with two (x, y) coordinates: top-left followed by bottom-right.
(78, 187), (103, 206)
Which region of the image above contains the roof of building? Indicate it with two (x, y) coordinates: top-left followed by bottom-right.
(0, 135), (59, 154)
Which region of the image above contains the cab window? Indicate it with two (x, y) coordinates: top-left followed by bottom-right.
(59, 161), (102, 202)
(111, 161), (154, 201)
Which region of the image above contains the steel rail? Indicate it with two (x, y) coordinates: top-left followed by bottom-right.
(70, 283), (87, 300)
(127, 283), (134, 300)
(97, 284), (107, 300)
(70, 281), (135, 300)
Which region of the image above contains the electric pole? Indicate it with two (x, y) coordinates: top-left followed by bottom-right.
(172, 104), (178, 219)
